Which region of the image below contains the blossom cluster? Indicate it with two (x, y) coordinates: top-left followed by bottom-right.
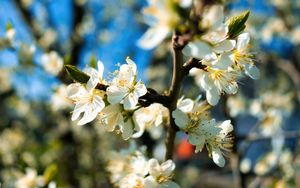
(67, 58), (168, 140)
(106, 143), (180, 188)
(138, 1), (259, 106)
(172, 97), (233, 167)
(183, 5), (259, 106)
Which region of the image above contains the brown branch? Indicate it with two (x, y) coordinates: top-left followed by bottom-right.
(183, 58), (207, 74)
(164, 33), (185, 160)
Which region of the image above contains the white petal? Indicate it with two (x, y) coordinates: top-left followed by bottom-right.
(219, 120), (233, 134)
(179, 0), (192, 8)
(182, 41), (213, 59)
(212, 148), (226, 167)
(223, 82), (238, 94)
(213, 53), (233, 69)
(213, 40), (236, 53)
(144, 176), (158, 188)
(188, 134), (205, 152)
(78, 106), (98, 125)
(123, 92), (139, 110)
(131, 125), (145, 138)
(200, 73), (213, 90)
(137, 26), (170, 49)
(86, 74), (99, 92)
(71, 103), (86, 121)
(97, 60), (104, 79)
(107, 85), (128, 104)
(125, 57), (137, 75)
(202, 5), (224, 29)
(109, 113), (123, 132)
(177, 98), (194, 112)
(120, 119), (134, 140)
(237, 33), (250, 51)
(92, 95), (105, 112)
(135, 81), (147, 96)
(206, 87), (220, 106)
(244, 64), (260, 80)
(161, 160), (175, 177)
(67, 83), (83, 99)
(172, 109), (189, 129)
(148, 158), (161, 178)
(83, 67), (97, 76)
(162, 181), (181, 188)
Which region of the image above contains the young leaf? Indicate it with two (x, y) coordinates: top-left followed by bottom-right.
(89, 54), (97, 69)
(43, 164), (57, 184)
(65, 65), (90, 83)
(6, 22), (13, 31)
(227, 10), (250, 38)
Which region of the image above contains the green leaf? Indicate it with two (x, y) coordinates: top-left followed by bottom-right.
(43, 164), (57, 183)
(227, 10), (250, 38)
(65, 65), (90, 83)
(6, 22), (13, 31)
(89, 54), (97, 69)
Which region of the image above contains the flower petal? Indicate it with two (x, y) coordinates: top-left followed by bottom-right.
(71, 103), (86, 121)
(213, 40), (236, 53)
(137, 26), (170, 49)
(107, 85), (128, 104)
(123, 92), (139, 110)
(219, 120), (233, 134)
(206, 87), (220, 106)
(237, 33), (250, 51)
(182, 41), (213, 59)
(200, 73), (213, 90)
(212, 148), (226, 167)
(135, 81), (147, 97)
(86, 74), (99, 92)
(188, 134), (205, 152)
(148, 158), (161, 178)
(161, 160), (175, 177)
(244, 64), (260, 80)
(163, 181), (181, 188)
(172, 109), (189, 129)
(78, 105), (98, 125)
(177, 98), (194, 112)
(120, 119), (134, 140)
(213, 53), (233, 69)
(97, 60), (104, 79)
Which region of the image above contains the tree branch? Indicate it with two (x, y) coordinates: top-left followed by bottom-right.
(183, 58), (206, 74)
(164, 33), (185, 160)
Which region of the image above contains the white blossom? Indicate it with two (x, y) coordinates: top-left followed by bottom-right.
(231, 33), (260, 79)
(172, 98), (233, 167)
(67, 74), (105, 126)
(144, 159), (180, 188)
(107, 57), (147, 110)
(120, 173), (145, 188)
(132, 103), (169, 138)
(41, 51), (63, 76)
(51, 84), (72, 111)
(200, 68), (238, 106)
(106, 146), (148, 187)
(98, 104), (136, 140)
(137, 0), (179, 49)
